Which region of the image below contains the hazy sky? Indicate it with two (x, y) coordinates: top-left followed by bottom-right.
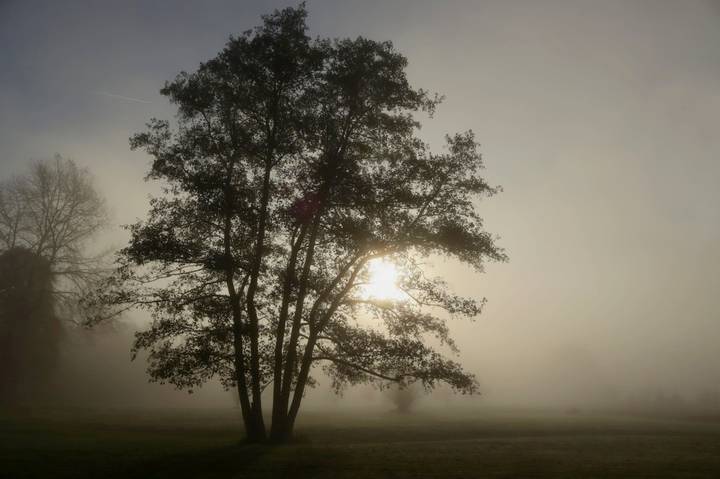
(2, 0), (719, 407)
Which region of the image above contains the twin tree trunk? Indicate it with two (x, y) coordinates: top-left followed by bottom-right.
(233, 345), (313, 443)
(226, 164), (315, 444)
(232, 164), (330, 444)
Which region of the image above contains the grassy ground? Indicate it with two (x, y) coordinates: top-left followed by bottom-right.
(2, 407), (720, 478)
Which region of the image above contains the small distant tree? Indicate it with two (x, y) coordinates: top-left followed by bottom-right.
(90, 5), (505, 443)
(389, 383), (421, 413)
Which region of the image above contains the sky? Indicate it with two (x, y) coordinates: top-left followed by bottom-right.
(1, 0), (719, 409)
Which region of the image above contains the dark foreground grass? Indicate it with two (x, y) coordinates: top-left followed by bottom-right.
(2, 407), (720, 478)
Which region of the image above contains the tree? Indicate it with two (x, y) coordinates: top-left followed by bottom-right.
(0, 155), (109, 319)
(0, 155), (108, 403)
(389, 383), (421, 413)
(90, 5), (505, 443)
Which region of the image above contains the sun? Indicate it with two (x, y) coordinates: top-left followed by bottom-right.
(360, 259), (407, 301)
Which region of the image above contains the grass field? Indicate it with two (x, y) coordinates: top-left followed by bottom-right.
(3, 407), (720, 478)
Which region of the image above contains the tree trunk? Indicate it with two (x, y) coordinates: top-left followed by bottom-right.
(245, 405), (267, 443)
(231, 311), (266, 443)
(269, 334), (318, 443)
(269, 412), (293, 443)
(244, 163), (273, 440)
(270, 226), (308, 441)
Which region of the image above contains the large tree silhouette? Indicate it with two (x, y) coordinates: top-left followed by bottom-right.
(92, 5), (505, 442)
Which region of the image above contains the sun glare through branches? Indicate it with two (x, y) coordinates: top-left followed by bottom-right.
(360, 259), (408, 301)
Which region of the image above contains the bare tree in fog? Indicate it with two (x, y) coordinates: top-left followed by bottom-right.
(0, 155), (108, 403)
(0, 155), (108, 321)
(89, 5), (504, 443)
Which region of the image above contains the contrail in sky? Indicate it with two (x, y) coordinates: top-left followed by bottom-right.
(94, 91), (151, 104)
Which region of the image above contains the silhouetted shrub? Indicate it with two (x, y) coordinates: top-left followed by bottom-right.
(389, 384), (420, 413)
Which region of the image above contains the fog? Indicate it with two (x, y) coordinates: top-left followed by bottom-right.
(2, 0), (719, 416)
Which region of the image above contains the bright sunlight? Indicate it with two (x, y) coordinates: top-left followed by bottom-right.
(360, 258), (408, 301)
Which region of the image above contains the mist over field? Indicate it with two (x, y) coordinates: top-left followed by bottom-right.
(4, 0), (718, 415)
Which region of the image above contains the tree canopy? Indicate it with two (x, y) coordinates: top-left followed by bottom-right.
(91, 4), (505, 442)
(0, 155), (108, 320)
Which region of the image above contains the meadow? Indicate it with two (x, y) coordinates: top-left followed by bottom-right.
(3, 407), (720, 478)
